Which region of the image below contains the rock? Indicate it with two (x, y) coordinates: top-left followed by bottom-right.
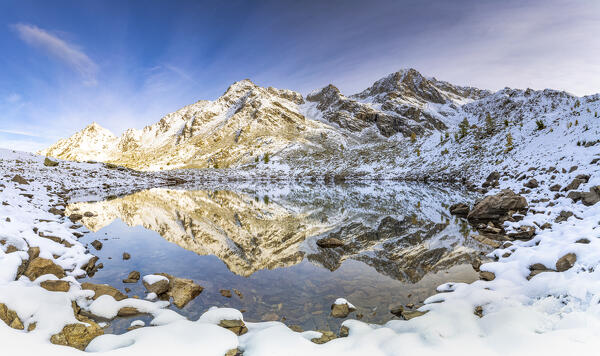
(48, 207), (65, 216)
(311, 330), (337, 344)
(84, 256), (99, 275)
(580, 186), (600, 206)
(470, 234), (501, 248)
(555, 253), (576, 272)
(576, 238), (590, 244)
(40, 280), (71, 292)
(234, 289), (243, 298)
(562, 178), (583, 192)
(81, 282), (127, 301)
(83, 211), (95, 218)
(11, 174), (29, 185)
(339, 325), (349, 337)
(331, 300), (356, 318)
(523, 179), (539, 188)
(44, 157), (59, 167)
(467, 189), (527, 223)
(69, 214), (83, 222)
(50, 322), (103, 350)
(90, 240), (103, 250)
(471, 258), (482, 272)
(122, 252), (131, 260)
(142, 276), (170, 295)
(225, 348), (243, 356)
(156, 274), (203, 308)
(555, 210), (574, 223)
(449, 203), (470, 216)
(576, 174), (590, 183)
(507, 225), (536, 240)
(220, 289), (232, 298)
(479, 271), (496, 281)
(316, 237), (344, 248)
(289, 325), (304, 332)
(218, 319), (248, 335)
(549, 184), (561, 192)
(117, 307), (142, 317)
(123, 271), (141, 283)
(27, 246), (40, 260)
(0, 303), (25, 330)
(25, 258), (66, 280)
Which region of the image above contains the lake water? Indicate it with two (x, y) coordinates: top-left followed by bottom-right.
(66, 182), (485, 334)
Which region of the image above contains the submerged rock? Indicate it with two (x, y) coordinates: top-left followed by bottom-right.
(123, 270), (141, 283)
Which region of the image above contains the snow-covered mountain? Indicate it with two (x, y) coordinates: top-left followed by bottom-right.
(39, 68), (600, 178)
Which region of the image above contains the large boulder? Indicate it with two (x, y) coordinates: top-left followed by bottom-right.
(50, 322), (103, 350)
(142, 274), (170, 295)
(467, 189), (527, 223)
(24, 258), (66, 280)
(449, 203), (470, 216)
(156, 273), (203, 308)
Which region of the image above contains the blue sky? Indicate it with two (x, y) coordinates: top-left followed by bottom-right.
(1, 0), (599, 152)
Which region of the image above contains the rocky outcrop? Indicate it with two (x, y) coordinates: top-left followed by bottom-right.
(467, 189), (528, 223)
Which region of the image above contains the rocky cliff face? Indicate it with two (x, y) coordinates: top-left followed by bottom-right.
(40, 68), (599, 179)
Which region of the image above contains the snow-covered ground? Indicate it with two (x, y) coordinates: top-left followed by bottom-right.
(2, 140), (600, 355)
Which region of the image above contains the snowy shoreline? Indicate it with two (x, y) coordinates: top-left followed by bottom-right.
(2, 148), (600, 355)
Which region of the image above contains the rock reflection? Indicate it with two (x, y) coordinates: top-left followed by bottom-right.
(66, 183), (484, 282)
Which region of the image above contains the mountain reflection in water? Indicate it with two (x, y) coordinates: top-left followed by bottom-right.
(67, 182), (486, 331)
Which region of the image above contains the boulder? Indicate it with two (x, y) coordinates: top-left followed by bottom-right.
(562, 178), (583, 192)
(90, 240), (103, 250)
(218, 319), (248, 335)
(507, 225), (536, 240)
(11, 174), (29, 185)
(0, 303), (25, 331)
(25, 258), (66, 280)
(479, 271), (496, 281)
(311, 330), (337, 344)
(331, 299), (356, 318)
(156, 274), (203, 308)
(523, 179), (539, 188)
(50, 322), (103, 350)
(467, 189), (527, 223)
(123, 270), (141, 283)
(40, 280), (71, 292)
(449, 203), (470, 216)
(316, 237), (344, 248)
(142, 275), (170, 295)
(81, 282), (127, 301)
(549, 184), (561, 192)
(555, 253), (576, 272)
(122, 252), (131, 260)
(43, 157), (59, 167)
(220, 289), (232, 298)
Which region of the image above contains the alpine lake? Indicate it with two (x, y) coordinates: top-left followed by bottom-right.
(65, 181), (486, 334)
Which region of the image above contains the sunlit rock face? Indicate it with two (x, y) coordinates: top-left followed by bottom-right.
(66, 183), (484, 280)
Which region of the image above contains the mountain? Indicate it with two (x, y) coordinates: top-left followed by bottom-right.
(39, 68), (600, 181)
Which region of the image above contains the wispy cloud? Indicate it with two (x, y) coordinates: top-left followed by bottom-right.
(12, 23), (98, 85)
(5, 93), (21, 103)
(0, 128), (42, 137)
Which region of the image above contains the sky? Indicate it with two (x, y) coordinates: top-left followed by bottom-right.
(0, 0), (599, 152)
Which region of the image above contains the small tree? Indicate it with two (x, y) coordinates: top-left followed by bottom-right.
(410, 132), (417, 143)
(505, 132), (513, 152)
(458, 118), (470, 140)
(263, 152), (270, 164)
(485, 112), (494, 135)
(535, 119), (546, 130)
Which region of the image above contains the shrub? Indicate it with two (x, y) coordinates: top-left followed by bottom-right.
(504, 119), (509, 127)
(505, 132), (514, 152)
(410, 132), (417, 143)
(535, 120), (546, 130)
(263, 152), (270, 164)
(485, 112), (494, 135)
(458, 118), (470, 139)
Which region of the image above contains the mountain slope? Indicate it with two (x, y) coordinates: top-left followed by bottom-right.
(39, 68), (599, 177)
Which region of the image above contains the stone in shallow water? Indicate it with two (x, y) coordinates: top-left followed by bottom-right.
(123, 270), (141, 283)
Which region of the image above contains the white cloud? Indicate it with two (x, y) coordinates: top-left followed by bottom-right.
(12, 23), (98, 85)
(5, 93), (21, 103)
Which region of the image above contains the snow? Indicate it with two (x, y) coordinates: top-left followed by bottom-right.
(142, 274), (168, 285)
(2, 72), (600, 355)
